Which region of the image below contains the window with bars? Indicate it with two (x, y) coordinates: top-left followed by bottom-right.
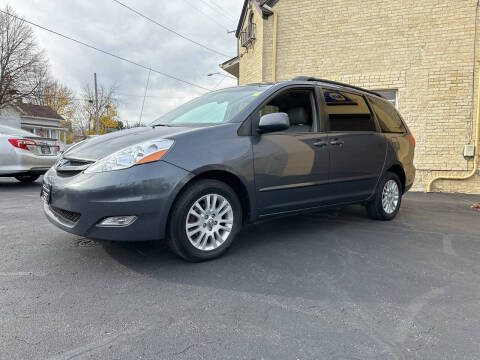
(240, 12), (256, 48)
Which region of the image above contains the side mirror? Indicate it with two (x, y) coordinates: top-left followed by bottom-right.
(258, 112), (290, 134)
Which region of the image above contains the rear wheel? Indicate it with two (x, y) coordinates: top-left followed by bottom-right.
(14, 174), (40, 183)
(366, 172), (402, 220)
(167, 179), (242, 262)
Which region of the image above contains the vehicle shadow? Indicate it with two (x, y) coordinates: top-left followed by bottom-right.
(0, 177), (42, 191)
(102, 204), (444, 304)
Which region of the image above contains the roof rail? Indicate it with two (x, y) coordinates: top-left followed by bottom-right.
(292, 76), (384, 98)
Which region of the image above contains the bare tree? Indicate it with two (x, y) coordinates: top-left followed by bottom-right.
(123, 121), (145, 129)
(70, 100), (90, 136)
(0, 5), (49, 106)
(78, 82), (119, 134)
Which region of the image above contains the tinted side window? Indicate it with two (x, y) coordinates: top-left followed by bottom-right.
(323, 89), (376, 132)
(258, 89), (316, 133)
(368, 96), (406, 133)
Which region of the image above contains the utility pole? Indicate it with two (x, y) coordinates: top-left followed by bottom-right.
(94, 73), (99, 135)
(139, 67), (151, 123)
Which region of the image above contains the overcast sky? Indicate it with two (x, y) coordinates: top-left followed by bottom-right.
(1, 0), (242, 124)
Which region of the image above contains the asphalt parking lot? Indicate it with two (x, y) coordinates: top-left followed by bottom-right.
(1, 177), (479, 360)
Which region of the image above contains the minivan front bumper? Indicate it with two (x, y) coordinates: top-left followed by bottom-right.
(42, 160), (192, 241)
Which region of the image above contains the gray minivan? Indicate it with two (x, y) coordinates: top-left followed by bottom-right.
(42, 77), (415, 261)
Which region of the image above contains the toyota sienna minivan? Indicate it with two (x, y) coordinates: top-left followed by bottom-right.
(42, 77), (415, 261)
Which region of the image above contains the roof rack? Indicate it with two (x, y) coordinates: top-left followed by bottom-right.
(292, 76), (384, 98)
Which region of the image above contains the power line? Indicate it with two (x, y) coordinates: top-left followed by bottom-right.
(183, 0), (231, 31)
(117, 92), (192, 99)
(111, 0), (232, 58)
(42, 94), (194, 101)
(213, 76), (226, 90)
(139, 67), (151, 122)
(32, 90), (195, 101)
(207, 0), (237, 20)
(0, 9), (212, 92)
(196, 0), (237, 23)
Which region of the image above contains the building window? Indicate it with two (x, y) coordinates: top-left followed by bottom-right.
(240, 12), (256, 49)
(372, 89), (397, 107)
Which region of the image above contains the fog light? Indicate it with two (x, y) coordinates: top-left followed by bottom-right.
(98, 216), (137, 227)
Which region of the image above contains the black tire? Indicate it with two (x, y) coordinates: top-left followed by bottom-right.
(14, 174), (40, 183)
(167, 179), (242, 262)
(365, 172), (402, 220)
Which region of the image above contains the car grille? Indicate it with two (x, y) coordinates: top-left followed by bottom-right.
(50, 205), (81, 224)
(56, 158), (94, 177)
(63, 159), (92, 166)
(56, 169), (83, 177)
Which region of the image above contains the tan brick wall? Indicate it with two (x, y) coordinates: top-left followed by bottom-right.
(238, 4), (264, 85)
(238, 0), (480, 193)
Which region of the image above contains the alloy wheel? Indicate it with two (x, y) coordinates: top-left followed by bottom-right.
(185, 193), (234, 251)
(382, 179), (400, 214)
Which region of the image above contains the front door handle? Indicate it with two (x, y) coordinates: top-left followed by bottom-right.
(330, 139), (344, 147)
(313, 140), (328, 148)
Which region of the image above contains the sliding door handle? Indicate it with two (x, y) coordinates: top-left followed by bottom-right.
(330, 139), (344, 147)
(313, 140), (328, 148)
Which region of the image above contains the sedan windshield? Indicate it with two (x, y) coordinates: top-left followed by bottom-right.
(151, 85), (271, 126)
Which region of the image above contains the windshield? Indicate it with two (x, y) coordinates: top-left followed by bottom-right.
(0, 124), (38, 137)
(151, 86), (271, 126)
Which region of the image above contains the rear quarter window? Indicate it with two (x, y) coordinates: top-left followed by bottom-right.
(368, 96), (406, 133)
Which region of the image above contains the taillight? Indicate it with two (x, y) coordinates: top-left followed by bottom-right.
(408, 134), (416, 147)
(55, 141), (60, 152)
(8, 138), (36, 151)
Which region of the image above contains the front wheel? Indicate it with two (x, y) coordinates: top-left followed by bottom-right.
(167, 179), (242, 262)
(365, 172), (402, 220)
(14, 174), (40, 183)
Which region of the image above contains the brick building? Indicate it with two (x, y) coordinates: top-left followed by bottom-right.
(221, 0), (480, 193)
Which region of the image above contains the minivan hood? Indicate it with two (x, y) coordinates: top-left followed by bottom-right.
(64, 126), (193, 161)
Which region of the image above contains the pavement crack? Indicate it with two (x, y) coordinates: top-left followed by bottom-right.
(263, 305), (274, 323)
(394, 287), (445, 344)
(173, 343), (197, 356)
(48, 327), (150, 360)
(13, 336), (40, 346)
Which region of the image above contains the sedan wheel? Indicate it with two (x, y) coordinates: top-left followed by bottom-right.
(14, 174), (40, 183)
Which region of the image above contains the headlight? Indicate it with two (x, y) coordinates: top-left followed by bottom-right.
(84, 139), (174, 174)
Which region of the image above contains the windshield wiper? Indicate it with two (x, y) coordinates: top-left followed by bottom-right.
(152, 123), (172, 128)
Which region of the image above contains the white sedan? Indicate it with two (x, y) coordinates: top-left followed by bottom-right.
(0, 124), (60, 183)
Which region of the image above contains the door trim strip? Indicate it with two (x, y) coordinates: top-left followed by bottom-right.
(259, 175), (376, 192)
